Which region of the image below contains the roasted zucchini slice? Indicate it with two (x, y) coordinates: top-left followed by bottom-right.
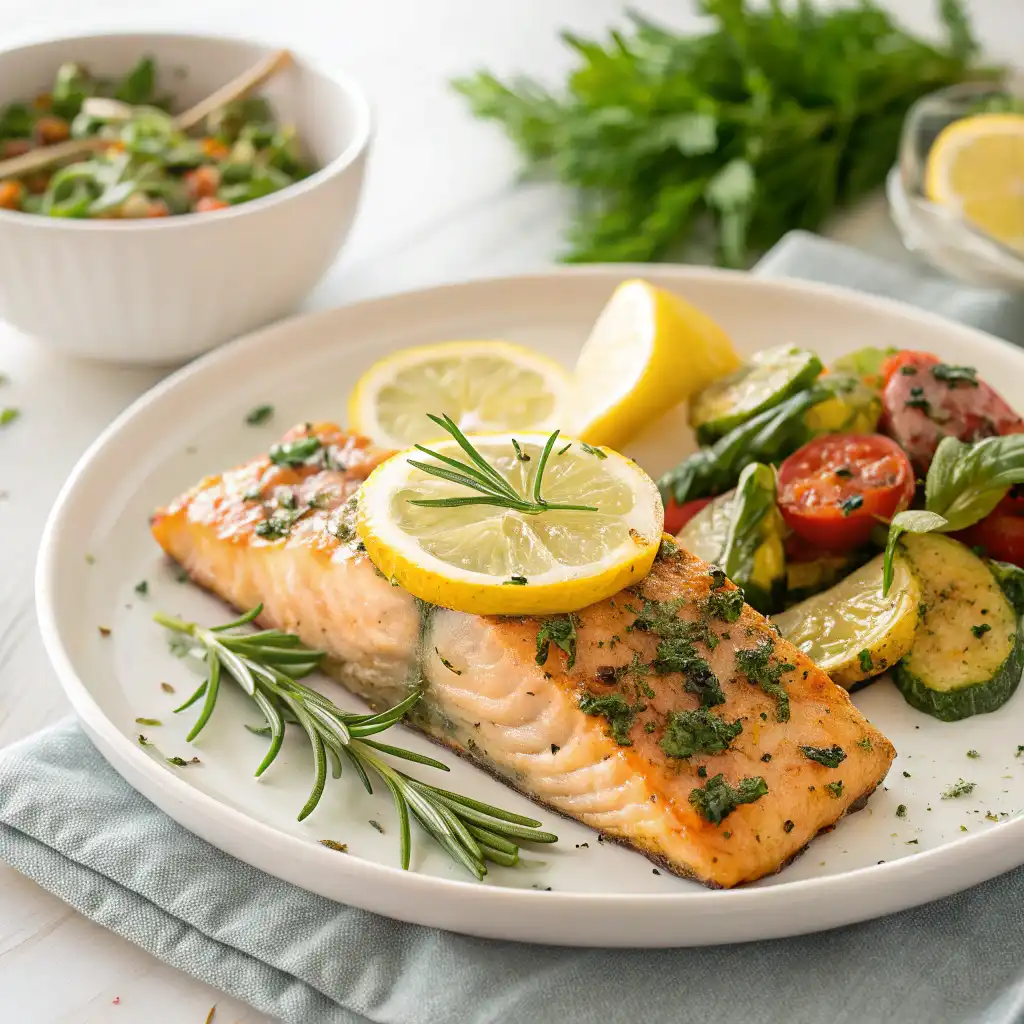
(894, 534), (1023, 722)
(689, 344), (822, 444)
(773, 551), (920, 688)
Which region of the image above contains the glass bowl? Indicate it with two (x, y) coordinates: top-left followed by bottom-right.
(887, 79), (1024, 290)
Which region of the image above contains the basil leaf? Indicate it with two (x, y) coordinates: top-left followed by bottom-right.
(882, 510), (948, 595)
(926, 434), (1024, 531)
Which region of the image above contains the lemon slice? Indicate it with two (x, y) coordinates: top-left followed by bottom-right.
(572, 279), (741, 450)
(772, 553), (920, 689)
(924, 113), (1024, 252)
(357, 433), (664, 615)
(348, 340), (572, 449)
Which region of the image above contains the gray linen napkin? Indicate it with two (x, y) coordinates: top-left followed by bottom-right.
(5, 232), (1024, 1024)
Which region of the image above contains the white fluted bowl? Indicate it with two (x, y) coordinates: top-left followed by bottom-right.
(0, 32), (372, 364)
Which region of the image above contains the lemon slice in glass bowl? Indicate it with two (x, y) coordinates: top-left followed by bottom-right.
(356, 421), (664, 615)
(348, 340), (572, 449)
(924, 112), (1024, 254)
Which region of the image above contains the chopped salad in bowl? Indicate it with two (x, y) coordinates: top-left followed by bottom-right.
(0, 56), (313, 218)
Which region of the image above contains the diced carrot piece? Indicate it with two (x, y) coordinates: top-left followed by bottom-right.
(200, 137), (230, 160)
(195, 196), (230, 213)
(145, 199), (171, 218)
(0, 181), (24, 210)
(184, 165), (220, 200)
(34, 116), (70, 145)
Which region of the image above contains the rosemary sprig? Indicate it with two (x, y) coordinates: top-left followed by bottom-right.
(407, 413), (598, 514)
(154, 605), (557, 877)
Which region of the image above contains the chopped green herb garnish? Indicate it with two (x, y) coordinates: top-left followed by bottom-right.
(708, 566), (728, 590)
(688, 774), (768, 825)
(931, 363), (978, 387)
(896, 804), (907, 818)
(697, 765), (708, 778)
(504, 575), (528, 586)
(579, 693), (638, 745)
(735, 639), (792, 722)
(0, 407), (19, 427)
(898, 365), (918, 376)
(1016, 745), (1024, 758)
(659, 708), (742, 759)
(536, 615), (578, 670)
(856, 736), (873, 751)
(435, 648), (462, 675)
(857, 649), (873, 672)
(905, 386), (930, 413)
(839, 494), (864, 516)
(825, 780), (844, 798)
(268, 434), (322, 467)
(319, 840), (348, 852)
(800, 744), (846, 768)
(134, 580), (149, 596)
(966, 749), (980, 759)
(783, 820), (795, 833)
(971, 623), (991, 639)
(551, 744), (560, 755)
(834, 467), (853, 478)
(557, 442), (571, 456)
(942, 779), (975, 799)
(166, 756), (188, 767)
(760, 752), (772, 763)
(137, 734), (151, 746)
(643, 721), (656, 734)
(903, 770), (911, 778)
(706, 587), (744, 623)
(369, 820), (385, 834)
(579, 442), (607, 459)
(135, 717), (162, 726)
(245, 404), (275, 426)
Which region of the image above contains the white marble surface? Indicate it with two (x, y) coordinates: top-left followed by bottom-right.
(0, 1), (1020, 1020)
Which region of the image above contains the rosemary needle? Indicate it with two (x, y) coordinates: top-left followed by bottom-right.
(407, 413), (598, 514)
(155, 605), (557, 877)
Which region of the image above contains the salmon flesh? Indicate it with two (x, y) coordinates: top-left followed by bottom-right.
(151, 422), (896, 888)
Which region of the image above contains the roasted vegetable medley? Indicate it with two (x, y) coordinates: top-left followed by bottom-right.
(0, 57), (312, 217)
(662, 341), (1024, 723)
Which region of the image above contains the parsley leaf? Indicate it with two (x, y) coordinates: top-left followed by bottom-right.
(535, 615), (578, 670)
(689, 774), (768, 825)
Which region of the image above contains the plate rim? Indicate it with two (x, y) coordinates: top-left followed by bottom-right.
(35, 263), (1024, 945)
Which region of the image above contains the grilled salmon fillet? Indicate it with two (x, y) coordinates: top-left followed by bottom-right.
(152, 422), (896, 888)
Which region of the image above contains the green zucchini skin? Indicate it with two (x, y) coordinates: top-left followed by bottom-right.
(894, 535), (1023, 722)
(893, 645), (1024, 722)
(690, 345), (822, 445)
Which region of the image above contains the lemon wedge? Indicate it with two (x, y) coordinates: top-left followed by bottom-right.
(925, 113), (1024, 253)
(348, 340), (572, 449)
(572, 279), (741, 450)
(356, 431), (664, 615)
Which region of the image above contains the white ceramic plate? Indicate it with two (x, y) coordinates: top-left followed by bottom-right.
(37, 266), (1024, 947)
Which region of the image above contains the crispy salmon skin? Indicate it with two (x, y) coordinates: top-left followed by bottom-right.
(152, 422), (896, 888)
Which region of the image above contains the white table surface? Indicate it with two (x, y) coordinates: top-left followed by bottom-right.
(1, 0), (1020, 1019)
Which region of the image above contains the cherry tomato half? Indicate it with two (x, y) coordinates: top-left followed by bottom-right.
(777, 434), (915, 550)
(664, 495), (714, 536)
(953, 494), (1024, 567)
(879, 351), (1024, 474)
